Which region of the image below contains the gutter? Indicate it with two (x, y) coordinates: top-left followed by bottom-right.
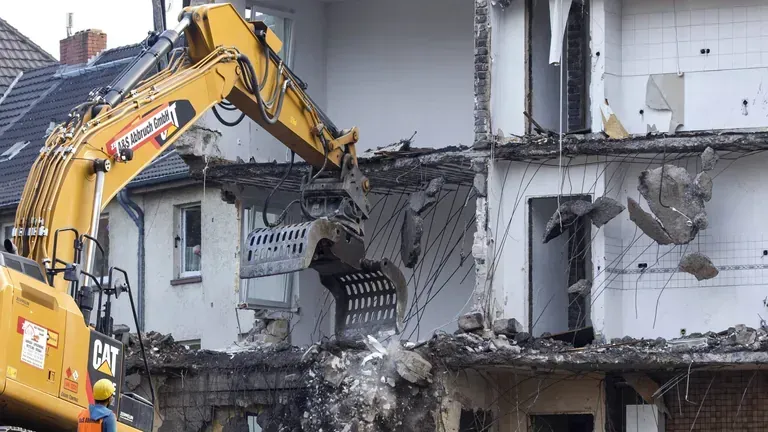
(117, 189), (146, 331)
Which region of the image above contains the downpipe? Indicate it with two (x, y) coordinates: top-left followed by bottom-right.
(117, 189), (146, 331)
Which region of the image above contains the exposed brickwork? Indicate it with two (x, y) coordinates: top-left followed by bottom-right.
(663, 371), (768, 431)
(566, 3), (587, 132)
(473, 0), (492, 149)
(60, 29), (107, 65)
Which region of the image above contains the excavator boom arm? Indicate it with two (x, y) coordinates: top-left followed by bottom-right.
(12, 2), (405, 339)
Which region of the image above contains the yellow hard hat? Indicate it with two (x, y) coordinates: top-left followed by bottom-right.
(93, 379), (116, 401)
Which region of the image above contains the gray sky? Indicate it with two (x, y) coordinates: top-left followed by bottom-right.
(4, 0), (184, 59)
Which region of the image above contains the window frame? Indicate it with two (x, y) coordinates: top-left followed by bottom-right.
(178, 203), (202, 279)
(239, 205), (295, 310)
(245, 5), (295, 67)
(1, 223), (13, 243)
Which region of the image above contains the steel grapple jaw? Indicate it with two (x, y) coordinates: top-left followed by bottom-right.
(240, 219), (408, 339)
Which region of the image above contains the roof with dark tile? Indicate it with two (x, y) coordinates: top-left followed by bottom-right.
(0, 17), (57, 93)
(0, 44), (190, 210)
(93, 43), (144, 65)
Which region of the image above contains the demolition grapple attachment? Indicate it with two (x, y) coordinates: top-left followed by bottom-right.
(240, 219), (407, 338)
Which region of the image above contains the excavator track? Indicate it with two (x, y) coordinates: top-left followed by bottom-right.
(241, 219), (407, 338)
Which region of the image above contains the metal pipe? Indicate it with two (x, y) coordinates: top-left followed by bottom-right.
(101, 14), (192, 108)
(82, 170), (106, 287)
(117, 189), (146, 331)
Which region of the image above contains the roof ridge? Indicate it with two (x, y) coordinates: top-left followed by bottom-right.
(0, 16), (57, 63)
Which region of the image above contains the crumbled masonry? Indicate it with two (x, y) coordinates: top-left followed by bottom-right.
(679, 252), (719, 281)
(122, 320), (768, 432)
(400, 177), (446, 268)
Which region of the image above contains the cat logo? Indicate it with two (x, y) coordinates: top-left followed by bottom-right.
(92, 339), (119, 377)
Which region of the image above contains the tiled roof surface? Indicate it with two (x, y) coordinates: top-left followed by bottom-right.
(0, 17), (57, 93)
(0, 44), (190, 209)
(93, 43), (144, 65)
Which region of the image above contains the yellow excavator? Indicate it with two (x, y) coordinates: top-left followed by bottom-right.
(0, 3), (407, 431)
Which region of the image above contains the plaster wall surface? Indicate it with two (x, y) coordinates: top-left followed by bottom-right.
(207, 0), (474, 164)
(325, 0), (475, 151)
(487, 158), (608, 335)
(490, 2), (527, 136)
(105, 186), (250, 349)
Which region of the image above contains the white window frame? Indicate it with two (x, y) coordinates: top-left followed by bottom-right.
(245, 4), (295, 67)
(239, 205), (295, 309)
(178, 204), (202, 279)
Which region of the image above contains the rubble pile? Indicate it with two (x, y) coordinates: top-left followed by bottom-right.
(256, 336), (438, 432)
(436, 313), (768, 370)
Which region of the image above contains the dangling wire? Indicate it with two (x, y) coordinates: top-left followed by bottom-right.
(262, 151), (297, 228)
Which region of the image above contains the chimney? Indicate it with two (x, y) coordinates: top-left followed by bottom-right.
(59, 29), (107, 65)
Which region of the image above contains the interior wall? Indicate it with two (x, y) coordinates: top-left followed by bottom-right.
(445, 370), (607, 432)
(325, 0), (474, 151)
(531, 0), (567, 132)
(488, 158), (608, 335)
(604, 0), (768, 134)
(530, 197), (570, 336)
(490, 0), (527, 136)
(595, 152), (768, 340)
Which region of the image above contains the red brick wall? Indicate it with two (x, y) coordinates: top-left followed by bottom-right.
(59, 30), (107, 65)
(663, 371), (768, 431)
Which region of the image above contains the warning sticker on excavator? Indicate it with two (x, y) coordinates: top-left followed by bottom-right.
(17, 317), (58, 348)
(20, 319), (48, 369)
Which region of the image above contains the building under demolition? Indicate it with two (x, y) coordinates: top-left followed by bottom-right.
(1, 0), (765, 430)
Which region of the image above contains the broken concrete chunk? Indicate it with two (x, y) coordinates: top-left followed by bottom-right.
(679, 252), (719, 281)
(514, 332), (531, 344)
(124, 373), (142, 391)
(492, 337), (522, 353)
(390, 346), (432, 386)
(322, 354), (346, 388)
(473, 173), (487, 197)
(492, 318), (523, 336)
(667, 337), (708, 351)
(693, 171), (713, 202)
(587, 196), (625, 227)
(567, 279), (592, 295)
(638, 164), (705, 244)
(627, 197), (674, 245)
(409, 177), (445, 214)
(458, 312), (485, 332)
(425, 176), (445, 197)
(701, 147), (719, 171)
(729, 324), (757, 346)
(400, 207), (424, 268)
(543, 200), (592, 243)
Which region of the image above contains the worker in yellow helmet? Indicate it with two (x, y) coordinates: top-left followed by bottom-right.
(77, 379), (118, 432)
